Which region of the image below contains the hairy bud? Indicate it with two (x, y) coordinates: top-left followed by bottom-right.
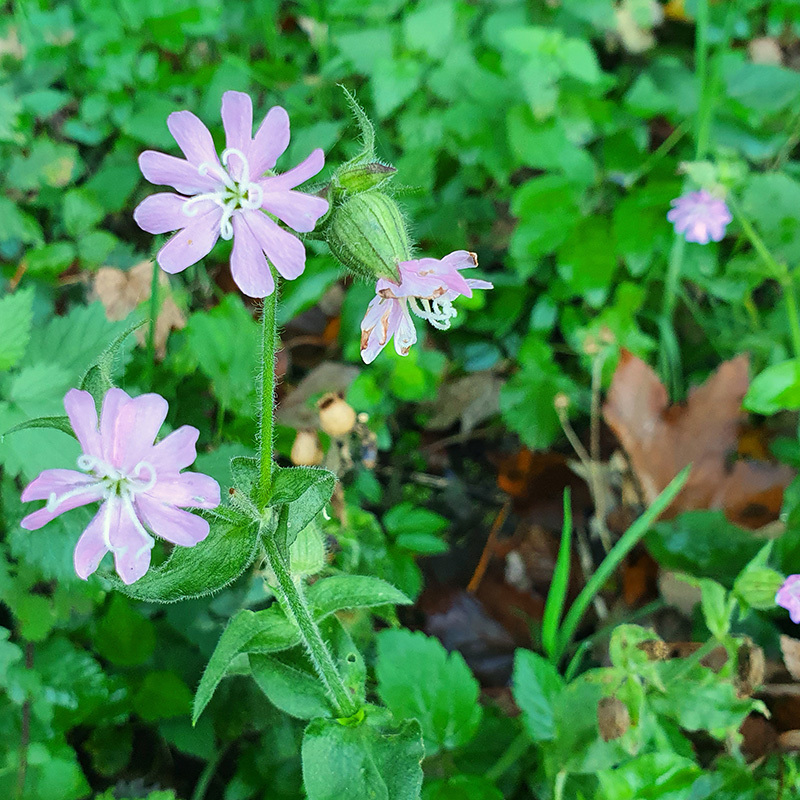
(335, 162), (397, 194)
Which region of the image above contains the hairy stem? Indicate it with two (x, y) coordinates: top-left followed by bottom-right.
(258, 286), (279, 508)
(145, 259), (159, 389)
(262, 528), (359, 718)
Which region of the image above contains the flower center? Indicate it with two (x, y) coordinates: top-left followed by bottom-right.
(46, 455), (158, 555)
(408, 295), (458, 330)
(182, 148), (264, 240)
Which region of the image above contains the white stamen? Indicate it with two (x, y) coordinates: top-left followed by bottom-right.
(46, 481), (105, 513)
(221, 147), (250, 185)
(197, 159), (237, 191)
(102, 495), (119, 552)
(408, 296), (458, 330)
(182, 192), (229, 217)
(121, 493), (155, 557)
(130, 461), (157, 494)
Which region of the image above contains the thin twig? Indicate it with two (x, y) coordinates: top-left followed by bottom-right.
(467, 500), (511, 594)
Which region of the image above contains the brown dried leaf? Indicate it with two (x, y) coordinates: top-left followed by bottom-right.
(597, 696), (631, 741)
(425, 372), (502, 434)
(92, 262), (186, 358)
(780, 635), (800, 681)
(602, 351), (794, 528)
(276, 362), (359, 430)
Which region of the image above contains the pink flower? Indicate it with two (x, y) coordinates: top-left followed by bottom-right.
(776, 575), (800, 624)
(133, 90), (329, 298)
(667, 189), (732, 245)
(360, 251), (492, 364)
(20, 388), (221, 585)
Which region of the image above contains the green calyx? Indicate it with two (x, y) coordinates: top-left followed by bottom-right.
(734, 566), (785, 610)
(325, 191), (410, 284)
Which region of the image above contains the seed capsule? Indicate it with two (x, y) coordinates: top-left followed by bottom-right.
(318, 393), (357, 437)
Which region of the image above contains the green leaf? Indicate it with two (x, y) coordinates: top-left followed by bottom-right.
(301, 707), (424, 800)
(402, 0), (455, 59)
(423, 776), (504, 800)
(93, 596), (156, 667)
(250, 650), (333, 720)
(383, 502), (449, 539)
(597, 753), (700, 800)
(3, 415), (76, 439)
(111, 509), (259, 603)
(193, 606), (300, 724)
(133, 671), (192, 722)
(269, 465), (336, 550)
(744, 359), (800, 414)
(26, 242), (76, 277)
(0, 287), (34, 371)
(376, 629), (481, 755)
(512, 649), (564, 742)
(79, 318), (146, 402)
(307, 575), (412, 616)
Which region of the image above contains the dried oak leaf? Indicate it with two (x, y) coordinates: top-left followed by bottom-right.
(93, 262), (186, 358)
(603, 351), (794, 528)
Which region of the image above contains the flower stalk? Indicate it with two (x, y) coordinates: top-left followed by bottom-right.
(257, 284), (278, 508)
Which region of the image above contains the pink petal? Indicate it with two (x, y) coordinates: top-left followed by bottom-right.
(250, 106), (291, 177)
(108, 499), (153, 585)
(231, 215), (275, 298)
(135, 493), (210, 546)
(64, 388), (102, 458)
(156, 205), (222, 274)
(221, 91), (254, 182)
(261, 148), (324, 192)
(20, 481), (104, 530)
(134, 193), (199, 235)
(74, 505), (110, 580)
(139, 151), (219, 195)
(260, 190), (329, 233)
(391, 301), (416, 357)
(440, 250), (479, 272)
(360, 296), (395, 365)
(21, 468), (96, 502)
(466, 278), (493, 291)
(143, 472), (221, 509)
(243, 209), (306, 280)
(100, 388), (131, 464)
(167, 110), (220, 167)
(109, 393), (169, 472)
(149, 426), (200, 473)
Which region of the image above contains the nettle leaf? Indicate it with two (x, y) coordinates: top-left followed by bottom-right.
(194, 575), (410, 724)
(512, 650), (564, 742)
(302, 707), (424, 800)
(110, 507), (259, 603)
(376, 629), (482, 755)
(0, 286), (34, 371)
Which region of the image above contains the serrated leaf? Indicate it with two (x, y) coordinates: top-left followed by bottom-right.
(110, 509), (259, 603)
(376, 629), (482, 755)
(512, 649), (564, 742)
(302, 707), (424, 800)
(0, 287), (34, 371)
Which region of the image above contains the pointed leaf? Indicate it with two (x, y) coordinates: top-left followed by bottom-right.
(308, 575), (412, 616)
(4, 414), (76, 439)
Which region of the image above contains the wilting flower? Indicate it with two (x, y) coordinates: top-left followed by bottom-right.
(134, 90), (329, 298)
(667, 189), (732, 245)
(776, 575), (800, 624)
(20, 388), (220, 584)
(360, 250), (492, 364)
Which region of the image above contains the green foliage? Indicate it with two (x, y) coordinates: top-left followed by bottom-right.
(512, 650), (564, 742)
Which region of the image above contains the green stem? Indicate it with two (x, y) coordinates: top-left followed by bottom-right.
(258, 286), (278, 508)
(694, 0), (712, 160)
(145, 259), (159, 389)
(262, 527), (359, 718)
(731, 198), (800, 360)
(485, 731), (530, 784)
(190, 746), (227, 800)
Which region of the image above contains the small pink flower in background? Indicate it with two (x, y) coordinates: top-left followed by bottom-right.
(21, 388), (221, 585)
(776, 575), (800, 623)
(360, 250), (493, 364)
(667, 189), (732, 245)
(133, 90), (329, 298)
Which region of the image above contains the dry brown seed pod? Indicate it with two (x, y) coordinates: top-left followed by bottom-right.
(318, 392), (357, 437)
(597, 696), (631, 742)
(291, 429), (324, 466)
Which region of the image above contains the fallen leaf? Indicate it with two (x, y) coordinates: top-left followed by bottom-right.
(780, 635), (800, 681)
(92, 262), (185, 358)
(275, 362), (359, 429)
(425, 372), (502, 434)
(603, 351), (794, 528)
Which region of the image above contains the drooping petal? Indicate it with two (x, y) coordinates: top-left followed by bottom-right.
(250, 106), (291, 176)
(135, 493), (210, 546)
(440, 250), (479, 272)
(148, 425), (200, 474)
(134, 193), (205, 235)
(243, 209), (306, 280)
(167, 110), (220, 168)
(20, 481), (104, 530)
(360, 295), (396, 365)
(109, 393), (169, 472)
(139, 151), (220, 195)
(21, 469), (97, 502)
(156, 205), (223, 274)
(465, 278), (493, 291)
(260, 190), (329, 233)
(230, 214), (275, 298)
(64, 388), (102, 458)
(73, 504), (110, 580)
(392, 301), (417, 357)
(109, 498), (153, 585)
(143, 471), (221, 509)
(260, 148), (324, 192)
(221, 91), (254, 182)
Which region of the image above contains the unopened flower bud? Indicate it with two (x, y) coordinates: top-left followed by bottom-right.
(291, 430), (324, 466)
(335, 162), (397, 194)
(318, 393), (357, 437)
(735, 567), (786, 610)
(325, 191), (410, 284)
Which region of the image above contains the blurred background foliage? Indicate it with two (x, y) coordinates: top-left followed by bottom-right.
(4, 0), (800, 797)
